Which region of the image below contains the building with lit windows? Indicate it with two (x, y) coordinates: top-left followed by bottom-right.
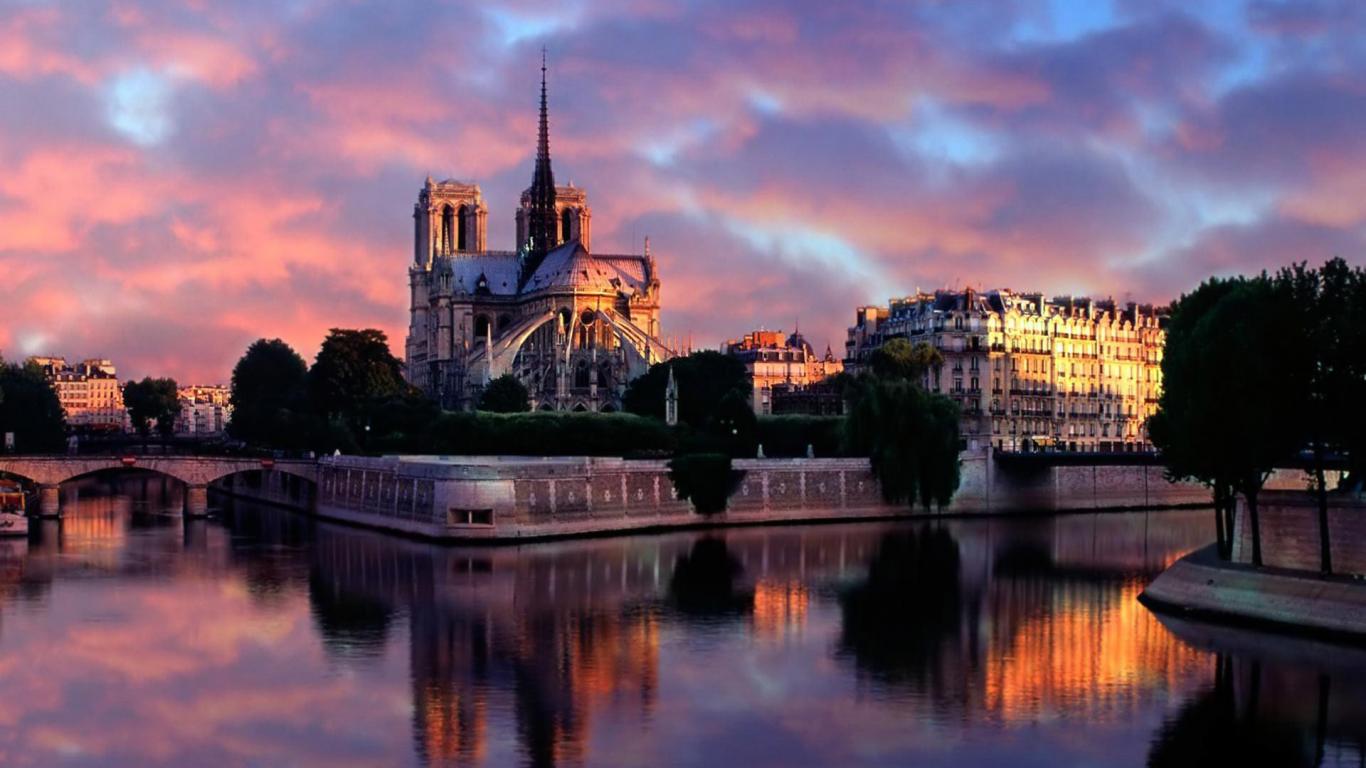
(28, 357), (125, 432)
(724, 329), (843, 415)
(175, 385), (232, 436)
(845, 289), (1166, 452)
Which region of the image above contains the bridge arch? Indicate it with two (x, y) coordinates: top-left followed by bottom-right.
(0, 456), (319, 516)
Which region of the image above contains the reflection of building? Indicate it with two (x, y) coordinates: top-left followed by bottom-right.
(175, 385), (232, 436)
(845, 289), (1166, 452)
(724, 329), (843, 415)
(29, 356), (125, 431)
(404, 59), (672, 412)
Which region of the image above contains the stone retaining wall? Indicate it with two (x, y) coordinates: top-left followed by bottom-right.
(1231, 489), (1366, 576)
(294, 451), (1227, 541)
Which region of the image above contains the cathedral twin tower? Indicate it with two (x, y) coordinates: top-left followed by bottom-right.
(404, 58), (669, 411)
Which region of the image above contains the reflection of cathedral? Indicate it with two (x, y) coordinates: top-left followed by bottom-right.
(404, 58), (673, 411)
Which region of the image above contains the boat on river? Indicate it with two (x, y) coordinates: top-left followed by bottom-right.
(0, 480), (30, 537)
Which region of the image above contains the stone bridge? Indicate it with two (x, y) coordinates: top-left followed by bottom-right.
(0, 456), (318, 517)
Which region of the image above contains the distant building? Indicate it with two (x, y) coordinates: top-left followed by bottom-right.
(175, 385), (232, 436)
(724, 329), (843, 415)
(404, 58), (671, 412)
(29, 357), (126, 432)
(845, 289), (1166, 453)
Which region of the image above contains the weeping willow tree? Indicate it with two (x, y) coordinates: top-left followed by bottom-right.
(845, 378), (961, 511)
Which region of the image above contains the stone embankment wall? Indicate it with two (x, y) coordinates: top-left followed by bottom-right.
(1231, 488), (1366, 576)
(287, 451), (1227, 542)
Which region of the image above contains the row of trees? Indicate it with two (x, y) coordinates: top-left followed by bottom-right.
(1152, 258), (1366, 572)
(226, 329), (964, 514)
(229, 329), (422, 453)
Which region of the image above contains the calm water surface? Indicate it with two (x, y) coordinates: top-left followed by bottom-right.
(0, 473), (1363, 767)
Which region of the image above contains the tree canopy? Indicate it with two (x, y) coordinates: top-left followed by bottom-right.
(307, 329), (408, 427)
(0, 361), (65, 452)
(842, 337), (961, 510)
(123, 377), (181, 438)
(1151, 263), (1360, 566)
(623, 351), (750, 429)
(478, 374), (530, 413)
(229, 338), (309, 446)
(870, 338), (943, 382)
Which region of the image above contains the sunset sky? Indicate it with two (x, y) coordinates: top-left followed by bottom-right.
(2, 0), (1364, 383)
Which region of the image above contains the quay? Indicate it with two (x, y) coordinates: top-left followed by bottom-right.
(1142, 490), (1366, 639)
(217, 451), (1309, 542)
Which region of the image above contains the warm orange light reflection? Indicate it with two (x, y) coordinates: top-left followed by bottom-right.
(751, 580), (809, 639)
(982, 579), (1209, 723)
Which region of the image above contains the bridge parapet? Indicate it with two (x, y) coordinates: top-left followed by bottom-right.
(0, 456), (318, 487)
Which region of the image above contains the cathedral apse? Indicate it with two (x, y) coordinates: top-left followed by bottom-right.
(404, 57), (672, 411)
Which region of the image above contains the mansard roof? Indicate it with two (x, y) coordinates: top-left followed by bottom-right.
(522, 240), (649, 295)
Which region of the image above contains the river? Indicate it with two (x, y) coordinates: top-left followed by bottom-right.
(0, 472), (1362, 767)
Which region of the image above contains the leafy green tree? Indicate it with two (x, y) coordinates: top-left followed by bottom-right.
(623, 351), (750, 428)
(229, 338), (309, 447)
(1155, 276), (1302, 566)
(1273, 260), (1358, 573)
(478, 374), (530, 413)
(667, 453), (742, 514)
(870, 338), (943, 382)
(123, 377), (181, 438)
(1151, 277), (1245, 559)
(846, 379), (961, 511)
(307, 328), (409, 437)
(0, 361), (65, 452)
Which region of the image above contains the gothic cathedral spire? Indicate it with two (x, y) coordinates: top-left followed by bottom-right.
(523, 49), (558, 280)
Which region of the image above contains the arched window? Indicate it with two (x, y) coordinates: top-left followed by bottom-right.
(575, 361), (591, 388)
(561, 207), (573, 244)
(456, 205), (468, 251)
(441, 205), (455, 253)
(473, 315), (491, 339)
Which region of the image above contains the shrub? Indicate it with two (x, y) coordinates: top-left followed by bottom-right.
(756, 415), (851, 457)
(668, 453), (744, 514)
(430, 411), (676, 456)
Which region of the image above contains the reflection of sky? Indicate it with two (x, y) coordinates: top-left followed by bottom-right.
(1, 487), (1363, 766)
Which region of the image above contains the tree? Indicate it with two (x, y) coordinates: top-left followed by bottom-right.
(1154, 276), (1302, 566)
(1151, 277), (1245, 559)
(623, 351), (751, 429)
(0, 361), (65, 452)
(229, 338), (309, 447)
(870, 338), (943, 382)
(845, 379), (961, 511)
(478, 374), (530, 413)
(123, 377), (181, 438)
(307, 328), (409, 437)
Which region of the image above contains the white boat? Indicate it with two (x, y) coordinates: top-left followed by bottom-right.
(0, 480), (30, 537)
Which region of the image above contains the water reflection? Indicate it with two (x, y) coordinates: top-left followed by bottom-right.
(0, 474), (1364, 766)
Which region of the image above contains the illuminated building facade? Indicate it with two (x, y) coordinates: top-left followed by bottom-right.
(29, 357), (125, 432)
(175, 385), (232, 436)
(724, 329), (843, 415)
(404, 59), (671, 412)
(845, 289), (1166, 452)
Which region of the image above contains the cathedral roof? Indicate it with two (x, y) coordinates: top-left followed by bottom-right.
(522, 240), (649, 295)
(435, 252), (521, 296)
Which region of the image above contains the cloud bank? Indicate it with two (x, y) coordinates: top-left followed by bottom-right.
(1, 0), (1363, 381)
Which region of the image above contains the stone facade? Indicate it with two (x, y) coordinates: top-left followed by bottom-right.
(1230, 487), (1366, 576)
(846, 289), (1166, 452)
(305, 451), (1218, 542)
(404, 63), (671, 412)
(29, 356), (124, 431)
(724, 330), (843, 415)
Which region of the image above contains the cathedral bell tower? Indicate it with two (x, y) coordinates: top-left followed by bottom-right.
(520, 51), (558, 285)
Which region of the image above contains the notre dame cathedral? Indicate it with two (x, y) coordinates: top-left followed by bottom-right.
(404, 59), (673, 411)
